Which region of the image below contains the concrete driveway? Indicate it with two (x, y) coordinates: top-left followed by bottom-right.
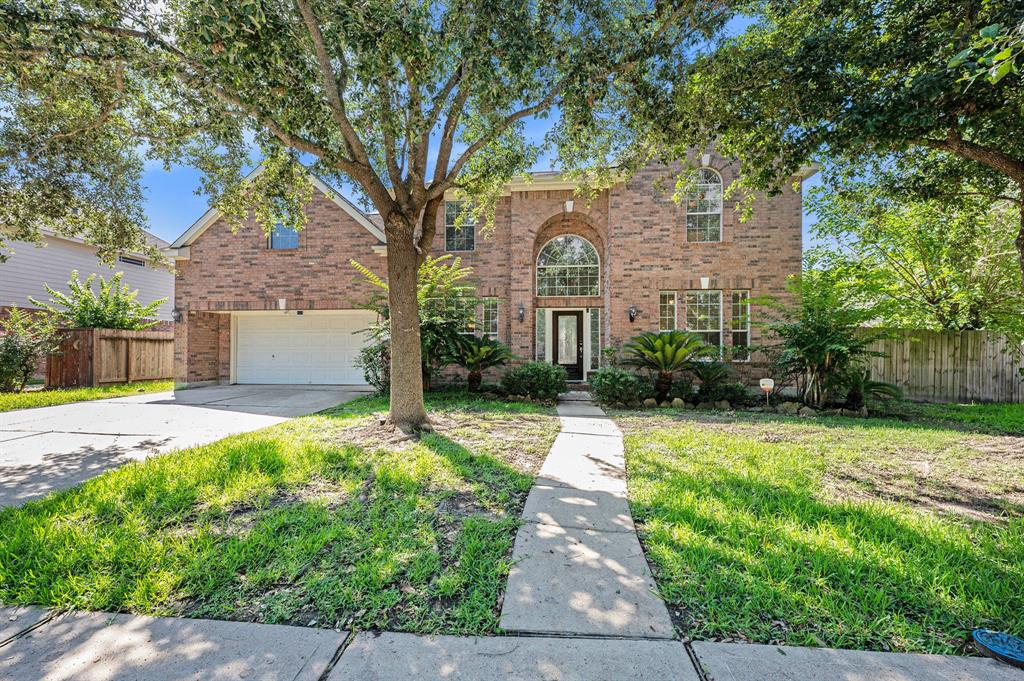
(0, 385), (371, 508)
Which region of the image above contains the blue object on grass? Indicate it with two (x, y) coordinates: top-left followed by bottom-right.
(973, 629), (1024, 669)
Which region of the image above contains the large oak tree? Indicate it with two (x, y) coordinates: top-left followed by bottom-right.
(667, 0), (1024, 282)
(1, 0), (731, 431)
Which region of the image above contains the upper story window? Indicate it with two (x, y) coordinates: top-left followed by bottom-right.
(117, 255), (145, 267)
(536, 235), (599, 297)
(270, 223), (300, 250)
(445, 201), (475, 251)
(685, 168), (723, 242)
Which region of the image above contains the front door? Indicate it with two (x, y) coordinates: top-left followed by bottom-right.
(552, 311), (584, 381)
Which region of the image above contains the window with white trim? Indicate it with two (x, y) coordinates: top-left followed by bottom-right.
(444, 201), (475, 251)
(481, 298), (499, 340)
(685, 168), (723, 242)
(659, 291), (677, 331)
(536, 235), (600, 296)
(269, 223), (299, 250)
(730, 290), (751, 361)
(685, 290), (722, 350)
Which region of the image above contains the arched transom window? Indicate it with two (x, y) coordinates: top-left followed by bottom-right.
(686, 168), (723, 242)
(536, 235), (600, 296)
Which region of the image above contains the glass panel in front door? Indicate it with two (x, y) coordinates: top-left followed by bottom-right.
(557, 315), (578, 365)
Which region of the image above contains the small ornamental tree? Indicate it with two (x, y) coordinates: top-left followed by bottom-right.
(0, 307), (57, 393)
(353, 255), (478, 390)
(0, 0), (734, 432)
(766, 270), (884, 409)
(30, 271), (164, 330)
(621, 330), (717, 402)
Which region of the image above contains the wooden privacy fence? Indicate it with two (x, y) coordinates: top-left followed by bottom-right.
(866, 330), (1024, 403)
(46, 328), (174, 388)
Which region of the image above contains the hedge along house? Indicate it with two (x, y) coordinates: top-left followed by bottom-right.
(166, 152), (812, 388)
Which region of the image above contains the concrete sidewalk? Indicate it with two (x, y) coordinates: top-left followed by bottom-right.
(0, 606), (346, 681)
(3, 606), (1016, 681)
(499, 398), (675, 638)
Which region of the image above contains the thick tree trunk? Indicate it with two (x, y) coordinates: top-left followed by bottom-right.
(1017, 195), (1024, 288)
(384, 220), (429, 432)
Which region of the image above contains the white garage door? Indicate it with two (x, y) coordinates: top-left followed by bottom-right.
(234, 311), (377, 384)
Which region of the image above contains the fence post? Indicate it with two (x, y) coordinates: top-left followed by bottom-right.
(126, 336), (133, 383)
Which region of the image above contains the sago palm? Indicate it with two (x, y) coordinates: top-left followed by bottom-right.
(622, 330), (718, 401)
(451, 335), (514, 392)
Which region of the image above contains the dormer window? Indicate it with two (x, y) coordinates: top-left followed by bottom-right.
(685, 168), (723, 242)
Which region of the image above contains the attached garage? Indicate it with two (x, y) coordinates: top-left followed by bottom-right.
(233, 310), (377, 385)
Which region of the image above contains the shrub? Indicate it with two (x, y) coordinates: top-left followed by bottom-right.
(621, 330), (718, 401)
(705, 381), (753, 406)
(30, 271), (165, 330)
(668, 377), (694, 402)
(500, 362), (567, 401)
(356, 341), (390, 395)
(450, 336), (514, 392)
(0, 308), (57, 393)
(691, 361), (736, 400)
(835, 367), (902, 410)
(589, 367), (652, 405)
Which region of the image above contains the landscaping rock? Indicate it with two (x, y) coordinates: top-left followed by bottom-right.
(824, 408), (842, 416)
(860, 406), (869, 417)
(840, 408), (859, 417)
(671, 397), (686, 408)
(642, 398), (658, 407)
(797, 406), (818, 417)
(682, 401), (696, 410)
(714, 400), (732, 410)
(777, 401), (801, 415)
(696, 401), (714, 410)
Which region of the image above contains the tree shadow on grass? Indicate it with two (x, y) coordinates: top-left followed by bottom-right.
(630, 452), (1024, 653)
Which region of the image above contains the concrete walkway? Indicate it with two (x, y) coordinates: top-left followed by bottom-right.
(0, 384), (369, 508)
(499, 395), (675, 639)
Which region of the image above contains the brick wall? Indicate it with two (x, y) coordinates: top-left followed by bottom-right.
(175, 158), (803, 385)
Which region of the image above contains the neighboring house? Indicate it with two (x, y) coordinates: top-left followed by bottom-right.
(167, 152), (812, 387)
(0, 231), (175, 323)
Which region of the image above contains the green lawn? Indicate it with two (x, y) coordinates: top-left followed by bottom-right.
(616, 409), (1024, 654)
(0, 392), (559, 635)
(881, 400), (1024, 435)
(0, 380), (174, 412)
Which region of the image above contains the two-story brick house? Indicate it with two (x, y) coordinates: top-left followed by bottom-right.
(167, 152), (810, 388)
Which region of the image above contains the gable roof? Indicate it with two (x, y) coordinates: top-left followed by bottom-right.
(168, 164), (385, 251)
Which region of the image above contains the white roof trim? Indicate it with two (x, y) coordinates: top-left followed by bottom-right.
(170, 165), (386, 249)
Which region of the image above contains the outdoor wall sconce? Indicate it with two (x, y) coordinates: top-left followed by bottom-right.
(171, 307), (183, 323)
(700, 277), (710, 290)
(518, 303), (525, 322)
(564, 199), (574, 213)
(628, 305), (637, 323)
(701, 152), (712, 166)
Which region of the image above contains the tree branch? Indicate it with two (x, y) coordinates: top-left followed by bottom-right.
(918, 128), (1024, 183)
(293, 0), (367, 163)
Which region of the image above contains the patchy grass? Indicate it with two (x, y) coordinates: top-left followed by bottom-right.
(0, 392), (558, 635)
(0, 380), (173, 412)
(879, 401), (1024, 435)
(616, 409), (1024, 654)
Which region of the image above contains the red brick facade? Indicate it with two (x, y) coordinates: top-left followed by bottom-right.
(174, 154), (804, 386)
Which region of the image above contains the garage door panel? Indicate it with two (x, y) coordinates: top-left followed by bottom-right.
(235, 311), (375, 385)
